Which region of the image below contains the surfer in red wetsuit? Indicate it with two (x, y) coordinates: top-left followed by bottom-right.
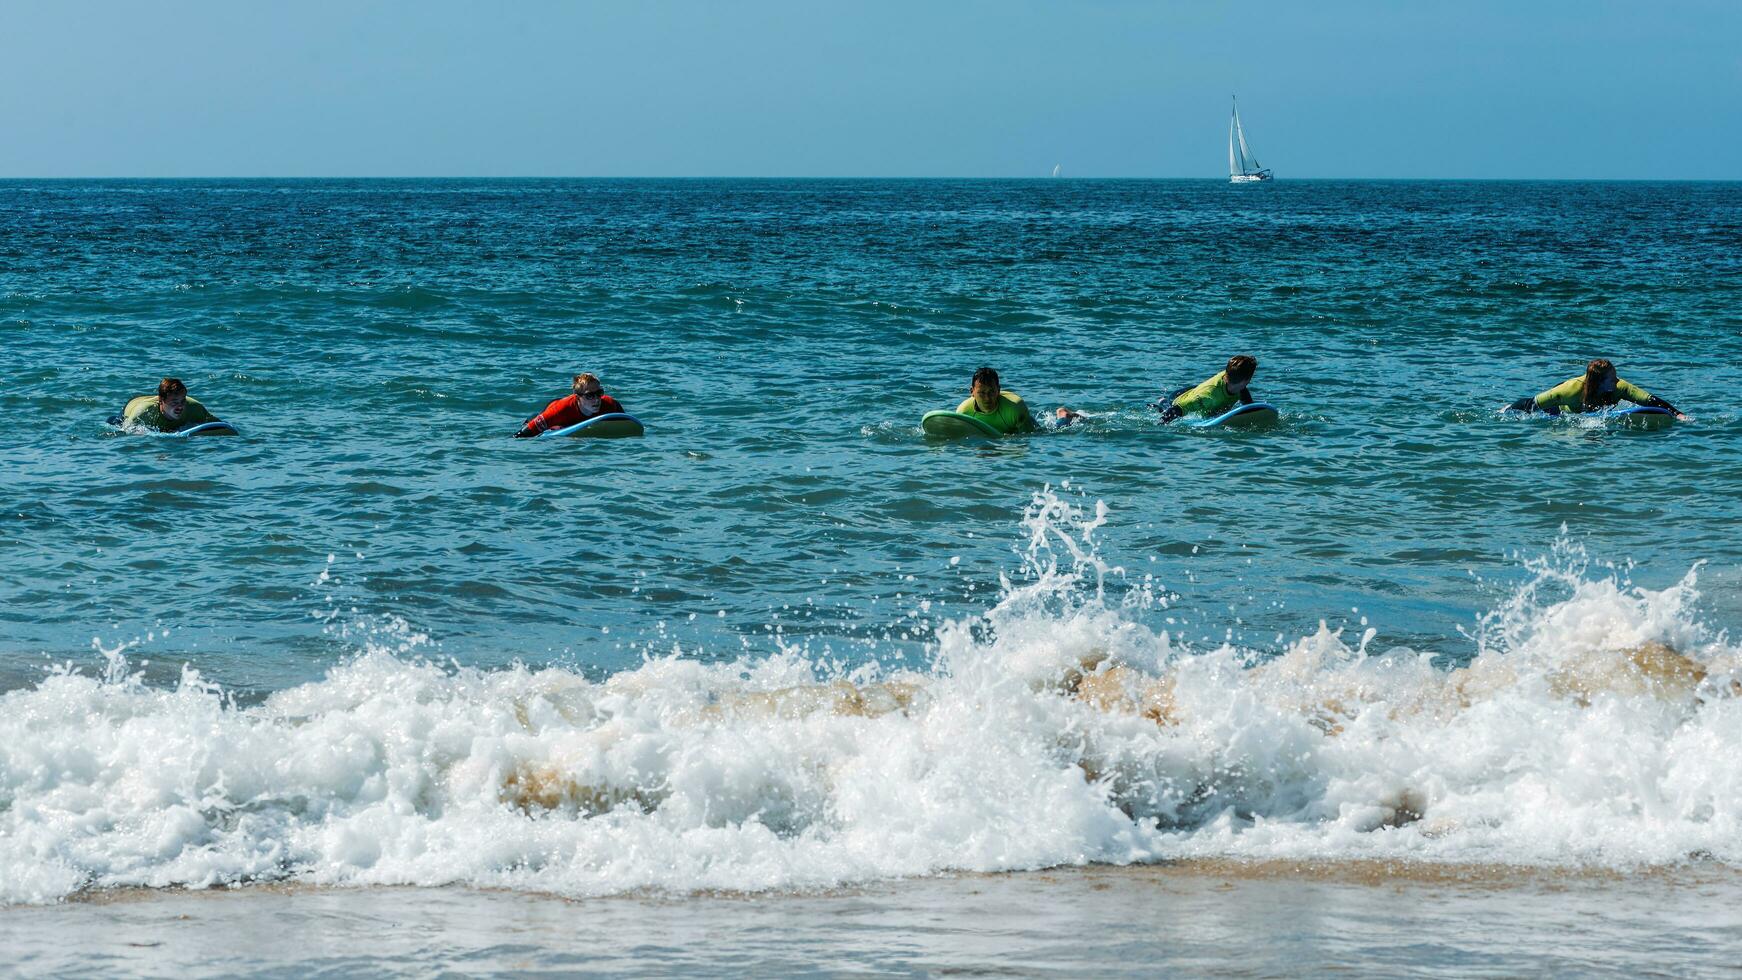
(514, 373), (626, 437)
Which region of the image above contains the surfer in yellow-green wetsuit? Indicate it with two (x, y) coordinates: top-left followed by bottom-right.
(955, 367), (1039, 434)
(115, 377), (223, 432)
(1157, 355), (1258, 423)
(1507, 359), (1686, 419)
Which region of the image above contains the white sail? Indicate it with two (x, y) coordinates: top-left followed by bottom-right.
(1051, 163), (1061, 177)
(1233, 114), (1247, 177)
(1236, 113), (1260, 172)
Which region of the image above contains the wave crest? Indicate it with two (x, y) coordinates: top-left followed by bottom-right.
(3, 492), (1738, 904)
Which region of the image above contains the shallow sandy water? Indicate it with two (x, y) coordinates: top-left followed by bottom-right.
(9, 861), (1741, 977)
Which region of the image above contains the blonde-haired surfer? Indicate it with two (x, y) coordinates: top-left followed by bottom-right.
(515, 373), (626, 438)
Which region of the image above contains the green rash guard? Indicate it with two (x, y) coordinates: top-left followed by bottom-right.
(1171, 371), (1244, 417)
(955, 391), (1038, 434)
(121, 394), (217, 432)
(1533, 376), (1652, 414)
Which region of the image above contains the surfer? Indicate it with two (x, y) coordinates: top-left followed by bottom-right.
(114, 378), (223, 433)
(1507, 359), (1686, 419)
(1157, 355), (1258, 423)
(515, 373), (626, 438)
(955, 367), (1039, 435)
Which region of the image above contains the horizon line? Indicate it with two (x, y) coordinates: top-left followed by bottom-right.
(1, 175), (1737, 183)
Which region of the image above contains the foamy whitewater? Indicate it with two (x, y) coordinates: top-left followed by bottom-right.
(4, 491), (1739, 906)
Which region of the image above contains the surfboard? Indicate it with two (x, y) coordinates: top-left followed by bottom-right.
(105, 416), (237, 437)
(540, 412), (645, 439)
(172, 421), (239, 437)
(1504, 405), (1676, 428)
(1186, 403), (1278, 428)
(921, 410), (1003, 440)
(1606, 405), (1676, 428)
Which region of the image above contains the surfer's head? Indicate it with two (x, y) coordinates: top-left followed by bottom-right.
(157, 377), (187, 420)
(1225, 355), (1257, 395)
(970, 367), (1001, 413)
(572, 373), (604, 409)
(1583, 358), (1618, 408)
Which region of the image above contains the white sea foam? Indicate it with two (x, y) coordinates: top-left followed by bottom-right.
(3, 492), (1740, 904)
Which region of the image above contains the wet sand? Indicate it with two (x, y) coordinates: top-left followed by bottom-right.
(8, 861), (1741, 977)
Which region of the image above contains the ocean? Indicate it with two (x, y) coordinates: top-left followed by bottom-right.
(4, 178), (1742, 974)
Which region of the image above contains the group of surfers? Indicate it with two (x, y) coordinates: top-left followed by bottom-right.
(113, 373), (627, 437)
(114, 358), (1686, 437)
(944, 355), (1686, 435)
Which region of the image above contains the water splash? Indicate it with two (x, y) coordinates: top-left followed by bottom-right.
(3, 491), (1739, 905)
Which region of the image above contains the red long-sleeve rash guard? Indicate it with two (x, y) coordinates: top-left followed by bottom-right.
(523, 393), (624, 434)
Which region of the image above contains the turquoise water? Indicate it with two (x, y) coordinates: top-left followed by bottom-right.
(6, 179), (1739, 688)
(5, 180), (1742, 913)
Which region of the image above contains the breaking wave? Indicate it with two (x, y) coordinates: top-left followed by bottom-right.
(4, 491), (1740, 904)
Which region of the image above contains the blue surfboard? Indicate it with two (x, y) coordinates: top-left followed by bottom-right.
(1187, 403), (1279, 428)
(1504, 405), (1676, 427)
(1605, 405), (1676, 428)
(540, 412), (645, 439)
(172, 421), (239, 438)
(106, 416), (237, 437)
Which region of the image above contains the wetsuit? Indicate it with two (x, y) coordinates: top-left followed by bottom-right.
(954, 392), (1038, 435)
(1507, 377), (1681, 416)
(516, 393), (625, 437)
(1157, 371), (1253, 423)
(120, 395), (218, 433)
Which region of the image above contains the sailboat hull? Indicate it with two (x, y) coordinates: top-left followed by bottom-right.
(1229, 170), (1273, 183)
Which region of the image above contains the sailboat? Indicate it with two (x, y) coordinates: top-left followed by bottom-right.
(1051, 163), (1062, 177)
(1228, 97), (1272, 183)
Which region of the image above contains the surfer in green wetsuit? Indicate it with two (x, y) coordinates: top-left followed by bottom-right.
(1507, 359), (1686, 419)
(116, 377), (223, 432)
(1158, 355), (1258, 423)
(955, 367), (1039, 435)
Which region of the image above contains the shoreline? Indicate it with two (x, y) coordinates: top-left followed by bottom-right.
(11, 860), (1741, 977)
(50, 854), (1742, 907)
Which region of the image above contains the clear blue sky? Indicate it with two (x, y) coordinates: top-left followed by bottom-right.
(1, 0), (1736, 178)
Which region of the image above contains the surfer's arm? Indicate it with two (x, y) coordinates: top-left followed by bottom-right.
(1509, 396), (1560, 416)
(515, 412), (555, 438)
(1640, 395), (1684, 417)
(1617, 381), (1681, 416)
(1001, 396), (1038, 434)
(1237, 387), (1254, 405)
(515, 395), (581, 438)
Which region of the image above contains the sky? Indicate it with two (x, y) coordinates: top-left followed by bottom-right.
(0, 0), (1737, 178)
